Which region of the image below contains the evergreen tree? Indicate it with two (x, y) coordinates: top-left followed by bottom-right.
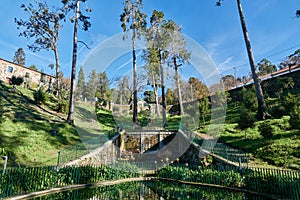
(120, 0), (147, 123)
(13, 48), (26, 66)
(76, 66), (85, 100)
(143, 10), (169, 122)
(85, 70), (98, 101)
(257, 58), (276, 76)
(165, 88), (177, 105)
(96, 72), (112, 107)
(28, 64), (38, 71)
(165, 20), (190, 116)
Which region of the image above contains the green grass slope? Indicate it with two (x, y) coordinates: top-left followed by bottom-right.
(0, 84), (80, 167)
(219, 100), (300, 170)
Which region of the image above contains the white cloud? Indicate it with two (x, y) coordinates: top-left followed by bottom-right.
(217, 56), (233, 71)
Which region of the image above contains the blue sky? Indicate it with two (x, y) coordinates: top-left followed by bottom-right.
(1, 0), (300, 81)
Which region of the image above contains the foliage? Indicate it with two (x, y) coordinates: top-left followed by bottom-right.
(281, 93), (299, 115)
(258, 121), (273, 138)
(276, 77), (295, 97)
(15, 1), (69, 100)
(240, 86), (258, 112)
(221, 74), (236, 90)
(143, 90), (155, 103)
(10, 76), (24, 86)
(12, 48), (26, 66)
(33, 86), (49, 105)
(138, 109), (150, 124)
(165, 88), (176, 105)
(289, 104), (300, 130)
(120, 0), (147, 123)
(56, 100), (69, 114)
(0, 99), (4, 123)
(95, 72), (112, 107)
(237, 108), (256, 130)
(198, 97), (210, 127)
(279, 48), (300, 70)
(188, 77), (209, 100)
(156, 165), (243, 188)
(257, 58), (276, 76)
(165, 20), (190, 115)
(28, 64), (38, 71)
(15, 2), (62, 52)
(75, 66), (85, 100)
(61, 0), (91, 30)
(113, 75), (132, 104)
(0, 164), (140, 199)
(85, 70), (98, 101)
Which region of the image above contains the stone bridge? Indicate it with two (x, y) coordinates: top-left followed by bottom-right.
(61, 129), (247, 169)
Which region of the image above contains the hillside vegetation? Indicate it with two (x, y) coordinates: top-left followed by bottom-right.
(213, 72), (300, 170)
(0, 83), (80, 167)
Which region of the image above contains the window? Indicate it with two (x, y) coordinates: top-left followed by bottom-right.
(7, 66), (13, 73)
(25, 72), (30, 78)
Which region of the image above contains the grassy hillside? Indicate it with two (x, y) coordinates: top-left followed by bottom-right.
(212, 78), (300, 170)
(219, 102), (300, 170)
(0, 83), (80, 167)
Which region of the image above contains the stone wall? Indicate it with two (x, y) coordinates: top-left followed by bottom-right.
(0, 58), (54, 89)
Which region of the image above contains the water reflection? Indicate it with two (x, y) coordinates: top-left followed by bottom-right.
(32, 181), (269, 200)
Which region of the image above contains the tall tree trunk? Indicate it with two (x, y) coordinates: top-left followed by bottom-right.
(151, 73), (160, 117)
(174, 57), (184, 116)
(159, 51), (167, 126)
(132, 29), (138, 123)
(67, 0), (79, 124)
(53, 44), (61, 99)
(237, 0), (267, 120)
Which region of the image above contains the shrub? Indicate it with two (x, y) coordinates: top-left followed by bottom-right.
(289, 105), (300, 130)
(56, 100), (69, 114)
(33, 87), (49, 105)
(10, 76), (24, 86)
(237, 108), (256, 130)
(0, 100), (4, 123)
(240, 86), (258, 112)
(268, 104), (285, 119)
(258, 121), (274, 138)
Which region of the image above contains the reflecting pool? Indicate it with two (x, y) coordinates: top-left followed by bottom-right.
(31, 181), (270, 200)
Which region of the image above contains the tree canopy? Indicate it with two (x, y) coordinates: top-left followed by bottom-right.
(13, 48), (26, 66)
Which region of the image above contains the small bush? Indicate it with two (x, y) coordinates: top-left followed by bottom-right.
(0, 100), (4, 123)
(34, 87), (49, 105)
(237, 108), (256, 130)
(289, 105), (300, 130)
(56, 100), (69, 114)
(240, 87), (258, 112)
(258, 121), (274, 138)
(268, 104), (285, 119)
(10, 76), (24, 86)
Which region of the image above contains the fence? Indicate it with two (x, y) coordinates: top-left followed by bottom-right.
(156, 164), (300, 200)
(246, 167), (300, 200)
(57, 129), (119, 166)
(1, 163), (299, 199)
(193, 137), (248, 167)
(0, 164), (139, 199)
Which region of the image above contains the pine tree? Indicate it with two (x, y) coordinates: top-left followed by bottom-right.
(76, 66), (85, 100)
(13, 48), (26, 66)
(120, 0), (147, 123)
(165, 20), (190, 116)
